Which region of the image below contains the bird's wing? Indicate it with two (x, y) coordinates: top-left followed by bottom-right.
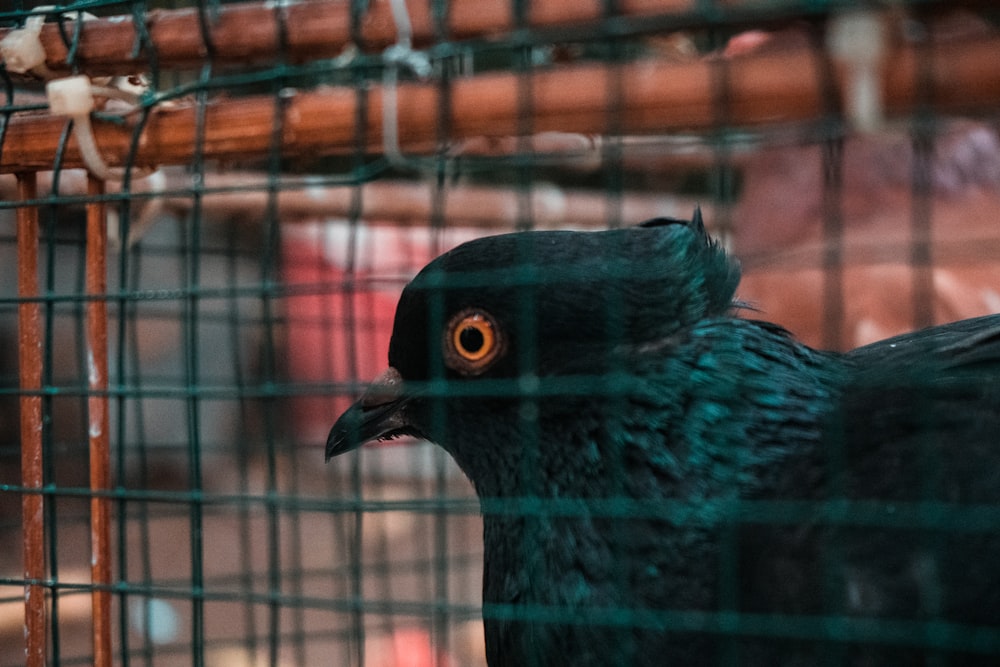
(837, 313), (1000, 503)
(847, 313), (1000, 370)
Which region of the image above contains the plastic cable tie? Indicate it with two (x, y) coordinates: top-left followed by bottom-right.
(46, 74), (95, 116)
(0, 9), (48, 74)
(828, 10), (887, 133)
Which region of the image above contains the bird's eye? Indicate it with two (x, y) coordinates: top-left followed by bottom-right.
(444, 309), (504, 375)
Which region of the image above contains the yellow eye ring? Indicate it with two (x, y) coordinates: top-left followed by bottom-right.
(444, 309), (503, 374)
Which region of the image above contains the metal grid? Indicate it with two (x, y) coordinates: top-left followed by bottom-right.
(0, 1), (998, 665)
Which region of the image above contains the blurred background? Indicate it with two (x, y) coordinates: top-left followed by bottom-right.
(0, 1), (998, 665)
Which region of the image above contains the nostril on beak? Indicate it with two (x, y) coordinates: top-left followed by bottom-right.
(360, 367), (404, 410)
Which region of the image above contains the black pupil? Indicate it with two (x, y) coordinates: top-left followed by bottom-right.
(459, 326), (485, 353)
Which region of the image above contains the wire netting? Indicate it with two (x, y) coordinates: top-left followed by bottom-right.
(0, 0), (999, 665)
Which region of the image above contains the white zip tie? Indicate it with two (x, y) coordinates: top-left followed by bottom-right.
(5, 9), (144, 181)
(828, 10), (888, 134)
(1, 7), (55, 77)
(46, 73), (153, 183)
(110, 167), (167, 250)
(0, 7), (101, 79)
(46, 73), (162, 248)
(46, 74), (121, 181)
(382, 0), (432, 167)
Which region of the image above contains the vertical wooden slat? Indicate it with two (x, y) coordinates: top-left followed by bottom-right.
(17, 172), (45, 667)
(86, 174), (112, 667)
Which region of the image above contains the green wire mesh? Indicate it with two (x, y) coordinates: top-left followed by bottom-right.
(0, 1), (999, 665)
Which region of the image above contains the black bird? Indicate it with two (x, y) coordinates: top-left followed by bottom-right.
(327, 210), (1000, 666)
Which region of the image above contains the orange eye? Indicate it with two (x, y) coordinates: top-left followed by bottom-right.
(444, 309), (503, 374)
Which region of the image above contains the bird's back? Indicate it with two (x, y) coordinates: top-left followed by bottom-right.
(481, 314), (1000, 666)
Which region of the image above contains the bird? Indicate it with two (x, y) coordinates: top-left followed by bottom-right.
(326, 209), (1000, 666)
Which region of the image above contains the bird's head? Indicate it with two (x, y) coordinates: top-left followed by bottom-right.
(326, 210), (740, 486)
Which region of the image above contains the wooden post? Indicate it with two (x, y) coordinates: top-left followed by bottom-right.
(85, 175), (112, 667)
(17, 171), (45, 667)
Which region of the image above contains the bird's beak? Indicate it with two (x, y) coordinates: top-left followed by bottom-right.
(325, 367), (415, 462)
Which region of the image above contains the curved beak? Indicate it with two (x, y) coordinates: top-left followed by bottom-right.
(325, 367), (416, 462)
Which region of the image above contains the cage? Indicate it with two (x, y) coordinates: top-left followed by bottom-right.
(0, 1), (999, 666)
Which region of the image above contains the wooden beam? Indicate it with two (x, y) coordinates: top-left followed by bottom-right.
(1, 0), (713, 75)
(1, 35), (998, 173)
